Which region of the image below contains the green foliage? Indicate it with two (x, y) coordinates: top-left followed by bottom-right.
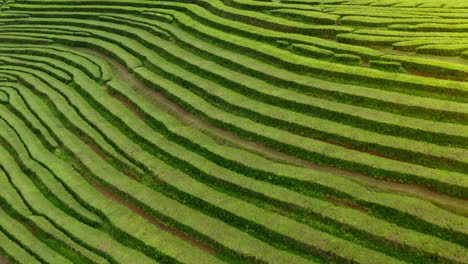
(368, 60), (405, 73)
(332, 53), (362, 65)
(382, 55), (468, 79)
(0, 0), (466, 263)
(416, 43), (468, 56)
(269, 8), (339, 25)
(292, 43), (335, 58)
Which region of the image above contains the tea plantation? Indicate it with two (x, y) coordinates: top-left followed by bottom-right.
(0, 0), (467, 263)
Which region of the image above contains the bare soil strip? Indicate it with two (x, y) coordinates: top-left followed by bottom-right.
(325, 196), (369, 213)
(105, 85), (145, 120)
(0, 255), (11, 264)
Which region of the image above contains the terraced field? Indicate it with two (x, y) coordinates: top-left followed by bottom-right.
(0, 0), (467, 263)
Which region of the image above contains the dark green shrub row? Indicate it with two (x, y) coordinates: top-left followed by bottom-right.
(398, 23), (468, 33)
(462, 50), (468, 59)
(332, 53), (362, 65)
(369, 60), (405, 73)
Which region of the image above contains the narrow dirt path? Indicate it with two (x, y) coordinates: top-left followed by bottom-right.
(73, 47), (468, 218)
(325, 196), (369, 213)
(0, 255), (11, 264)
